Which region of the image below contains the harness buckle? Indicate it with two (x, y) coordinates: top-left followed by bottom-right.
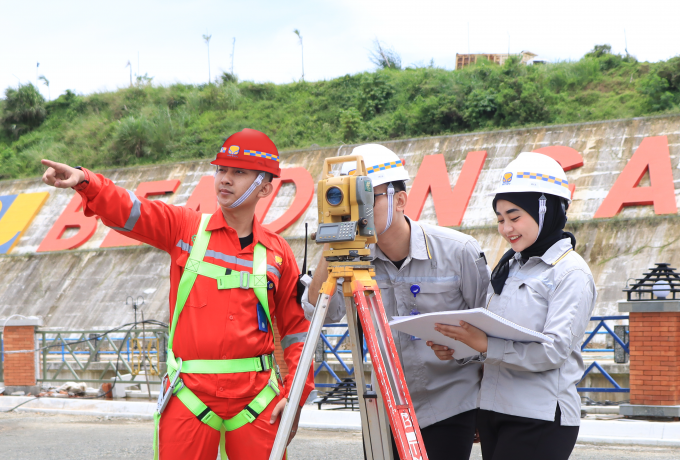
(259, 355), (271, 371)
(268, 379), (281, 396)
(275, 362), (283, 384)
(156, 358), (183, 414)
(239, 271), (250, 289)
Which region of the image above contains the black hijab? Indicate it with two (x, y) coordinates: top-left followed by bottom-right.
(490, 192), (576, 295)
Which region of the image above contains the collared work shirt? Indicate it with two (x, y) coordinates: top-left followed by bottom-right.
(75, 169), (315, 402)
(478, 238), (597, 426)
(321, 217), (490, 428)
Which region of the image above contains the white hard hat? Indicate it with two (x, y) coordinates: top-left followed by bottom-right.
(340, 144), (410, 187)
(495, 152), (571, 203)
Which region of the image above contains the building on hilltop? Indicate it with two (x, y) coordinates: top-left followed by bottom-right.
(455, 50), (538, 69)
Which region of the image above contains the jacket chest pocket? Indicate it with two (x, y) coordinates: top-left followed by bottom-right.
(506, 278), (550, 329)
(175, 254), (210, 309)
(519, 277), (551, 300)
(405, 281), (460, 314)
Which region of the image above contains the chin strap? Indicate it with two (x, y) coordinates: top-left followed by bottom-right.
(228, 172), (265, 208)
(536, 194), (547, 241)
(379, 183), (395, 236)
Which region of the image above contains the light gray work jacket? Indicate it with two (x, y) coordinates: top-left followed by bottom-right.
(473, 238), (596, 426)
(314, 217), (490, 428)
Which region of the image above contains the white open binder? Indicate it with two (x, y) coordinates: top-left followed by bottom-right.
(389, 309), (553, 359)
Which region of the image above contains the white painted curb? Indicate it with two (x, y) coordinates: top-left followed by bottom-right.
(578, 419), (680, 447)
(0, 396), (155, 419)
(299, 408), (361, 431)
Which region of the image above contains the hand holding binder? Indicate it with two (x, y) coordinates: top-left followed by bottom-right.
(389, 309), (553, 359)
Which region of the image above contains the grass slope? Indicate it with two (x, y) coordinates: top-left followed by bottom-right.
(1, 47), (680, 180)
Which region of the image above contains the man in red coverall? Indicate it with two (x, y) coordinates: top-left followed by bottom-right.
(41, 128), (314, 460)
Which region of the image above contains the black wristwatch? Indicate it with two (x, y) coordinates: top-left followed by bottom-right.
(73, 166), (89, 188)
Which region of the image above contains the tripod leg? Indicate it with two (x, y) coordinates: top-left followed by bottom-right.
(346, 297), (388, 460)
(353, 284), (428, 460)
(374, 382), (395, 460)
(269, 292), (331, 460)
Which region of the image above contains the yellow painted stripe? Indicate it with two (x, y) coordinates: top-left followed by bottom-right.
(0, 192), (49, 254)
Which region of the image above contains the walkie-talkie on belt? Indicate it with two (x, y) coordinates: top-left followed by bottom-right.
(296, 223), (312, 305)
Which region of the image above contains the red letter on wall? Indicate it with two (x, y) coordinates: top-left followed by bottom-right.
(404, 151), (487, 227)
(533, 146), (584, 198)
(100, 180), (181, 248)
(594, 136), (677, 218)
(37, 195), (98, 252)
(184, 175), (218, 214)
(255, 168), (314, 234)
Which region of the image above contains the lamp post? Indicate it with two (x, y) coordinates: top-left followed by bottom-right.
(293, 29), (304, 81)
(203, 34), (212, 83)
(126, 296), (144, 326)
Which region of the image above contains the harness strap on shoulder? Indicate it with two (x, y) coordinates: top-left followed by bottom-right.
(168, 214), (212, 350)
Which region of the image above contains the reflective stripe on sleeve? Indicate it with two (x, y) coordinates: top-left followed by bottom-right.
(281, 332), (308, 350)
(110, 189), (141, 232)
(176, 240), (281, 279)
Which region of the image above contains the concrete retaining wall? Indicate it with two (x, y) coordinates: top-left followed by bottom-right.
(2, 115), (680, 329)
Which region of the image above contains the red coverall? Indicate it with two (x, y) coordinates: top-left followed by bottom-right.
(74, 169), (315, 460)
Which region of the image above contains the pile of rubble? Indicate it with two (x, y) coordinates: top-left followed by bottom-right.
(37, 382), (102, 398)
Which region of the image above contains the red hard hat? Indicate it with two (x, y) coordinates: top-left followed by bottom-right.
(211, 129), (281, 178)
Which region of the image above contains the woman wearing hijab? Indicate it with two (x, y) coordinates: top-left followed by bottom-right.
(427, 152), (597, 460)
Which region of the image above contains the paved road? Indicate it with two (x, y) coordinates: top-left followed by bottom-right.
(1, 412), (678, 459)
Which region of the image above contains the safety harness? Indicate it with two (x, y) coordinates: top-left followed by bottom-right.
(153, 214), (281, 460)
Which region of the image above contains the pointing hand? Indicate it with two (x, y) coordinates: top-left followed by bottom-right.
(42, 159), (85, 188)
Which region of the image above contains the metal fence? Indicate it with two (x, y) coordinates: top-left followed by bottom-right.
(578, 315), (629, 393)
(314, 323), (368, 388)
(35, 328), (168, 385)
(0, 317), (631, 394)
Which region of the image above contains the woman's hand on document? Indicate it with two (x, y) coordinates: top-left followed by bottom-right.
(428, 321), (489, 358)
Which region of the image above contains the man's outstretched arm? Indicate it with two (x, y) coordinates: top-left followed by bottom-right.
(41, 159), (189, 253)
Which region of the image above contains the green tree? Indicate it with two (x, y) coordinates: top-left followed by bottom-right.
(1, 83), (47, 138)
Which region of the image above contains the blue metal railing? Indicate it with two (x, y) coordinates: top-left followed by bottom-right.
(39, 336), (160, 362)
(578, 315), (629, 393)
(1, 318), (631, 393)
(314, 323), (368, 388)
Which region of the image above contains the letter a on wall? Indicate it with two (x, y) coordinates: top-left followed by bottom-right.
(594, 136), (677, 218)
(404, 151), (487, 227)
(0, 192), (49, 254)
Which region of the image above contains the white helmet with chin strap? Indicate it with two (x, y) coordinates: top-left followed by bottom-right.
(494, 151), (571, 239)
(340, 144), (410, 235)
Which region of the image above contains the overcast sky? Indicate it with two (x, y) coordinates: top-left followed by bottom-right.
(2, 0), (679, 100)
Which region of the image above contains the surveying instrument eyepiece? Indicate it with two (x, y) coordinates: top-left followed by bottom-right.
(270, 155), (428, 460)
(312, 155), (376, 262)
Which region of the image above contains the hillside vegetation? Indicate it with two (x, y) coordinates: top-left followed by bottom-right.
(1, 45), (680, 180)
